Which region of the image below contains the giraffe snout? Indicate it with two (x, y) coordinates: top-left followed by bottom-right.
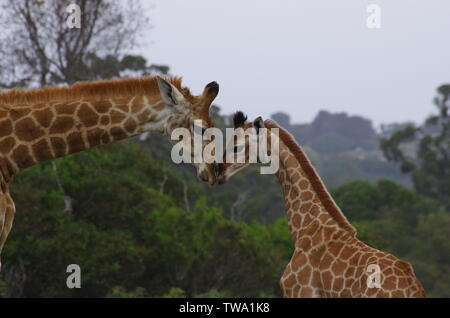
(215, 163), (228, 185)
(198, 164), (217, 186)
(205, 81), (219, 94)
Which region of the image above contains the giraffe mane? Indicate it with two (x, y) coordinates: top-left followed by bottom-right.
(264, 119), (357, 235)
(0, 76), (193, 106)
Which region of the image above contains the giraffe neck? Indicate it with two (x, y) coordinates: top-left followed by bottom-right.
(0, 94), (187, 181)
(267, 122), (356, 245)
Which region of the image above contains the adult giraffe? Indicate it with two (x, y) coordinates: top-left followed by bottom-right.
(0, 75), (219, 270)
(216, 112), (426, 298)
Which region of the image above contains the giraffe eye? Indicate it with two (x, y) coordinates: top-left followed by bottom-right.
(234, 145), (244, 153)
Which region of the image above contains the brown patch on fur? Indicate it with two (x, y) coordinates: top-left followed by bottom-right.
(340, 246), (354, 260)
(300, 287), (313, 297)
(10, 108), (32, 120)
(49, 116), (75, 134)
(93, 100), (112, 114)
(116, 103), (129, 113)
(264, 120), (356, 235)
(12, 145), (35, 168)
(1, 157), (16, 180)
(345, 267), (355, 277)
(310, 204), (320, 216)
(33, 103), (47, 109)
(300, 191), (313, 201)
(329, 241), (345, 257)
(311, 230), (323, 247)
(299, 179), (309, 190)
(110, 110), (126, 124)
(32, 139), (53, 162)
(300, 202), (312, 214)
(131, 96), (145, 113)
(55, 102), (77, 115)
(291, 252), (307, 271)
(101, 133), (111, 144)
(320, 253), (334, 270)
(331, 259), (346, 276)
(292, 213), (301, 228)
(321, 271), (333, 290)
(311, 269), (322, 286)
(110, 126), (128, 140)
(284, 274), (296, 289)
(0, 137), (16, 153)
(298, 266), (312, 285)
(384, 268), (393, 276)
(153, 102), (166, 111)
(398, 277), (409, 289)
(77, 103), (99, 128)
(33, 108), (54, 128)
(290, 171), (301, 183)
(340, 289), (352, 298)
(15, 117), (45, 141)
(124, 118), (137, 134)
(297, 236), (312, 251)
(137, 109), (151, 122)
(309, 248), (323, 268)
(333, 277), (344, 291)
(100, 115), (110, 126)
(0, 119), (13, 138)
(50, 137), (67, 157)
(86, 128), (104, 148)
(292, 199), (300, 211)
(292, 285), (300, 297)
(366, 287), (378, 297)
(67, 132), (85, 154)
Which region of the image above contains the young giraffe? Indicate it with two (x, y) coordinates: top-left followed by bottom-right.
(0, 76), (220, 270)
(217, 112), (426, 298)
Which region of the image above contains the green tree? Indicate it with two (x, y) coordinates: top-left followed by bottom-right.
(1, 138), (294, 297)
(331, 181), (381, 221)
(381, 85), (450, 209)
(411, 212), (450, 297)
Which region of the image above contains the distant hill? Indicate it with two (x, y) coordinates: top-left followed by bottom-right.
(271, 110), (378, 154)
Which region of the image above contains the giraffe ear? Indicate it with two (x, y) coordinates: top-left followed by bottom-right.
(253, 116), (265, 134)
(156, 76), (185, 106)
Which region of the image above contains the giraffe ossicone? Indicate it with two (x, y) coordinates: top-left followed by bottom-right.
(216, 112), (426, 298)
(0, 75), (220, 268)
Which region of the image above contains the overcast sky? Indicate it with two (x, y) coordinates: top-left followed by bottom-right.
(138, 0), (450, 127)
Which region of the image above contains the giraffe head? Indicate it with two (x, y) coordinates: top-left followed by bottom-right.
(156, 76), (219, 185)
(217, 111), (270, 184)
